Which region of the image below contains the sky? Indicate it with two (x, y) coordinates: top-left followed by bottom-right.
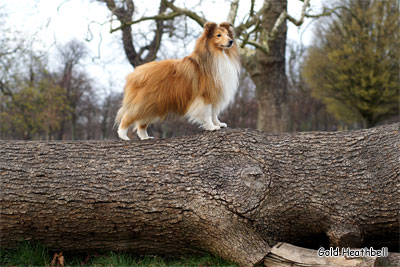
(3, 0), (323, 95)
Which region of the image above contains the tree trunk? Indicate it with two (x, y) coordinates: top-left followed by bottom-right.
(1, 123), (399, 266)
(250, 0), (289, 133)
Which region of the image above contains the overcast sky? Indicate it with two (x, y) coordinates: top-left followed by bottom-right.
(3, 0), (323, 95)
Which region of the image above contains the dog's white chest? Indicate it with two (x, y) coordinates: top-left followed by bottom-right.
(214, 52), (240, 112)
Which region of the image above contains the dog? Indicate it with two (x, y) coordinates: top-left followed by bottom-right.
(115, 22), (240, 140)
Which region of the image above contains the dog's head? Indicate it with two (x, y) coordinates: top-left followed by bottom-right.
(203, 22), (235, 50)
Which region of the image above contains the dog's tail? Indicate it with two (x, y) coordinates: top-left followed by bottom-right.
(114, 106), (125, 129)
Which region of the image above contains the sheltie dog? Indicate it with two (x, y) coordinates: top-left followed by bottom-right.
(115, 22), (240, 140)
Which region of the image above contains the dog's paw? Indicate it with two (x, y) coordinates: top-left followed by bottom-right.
(118, 129), (130, 141)
(218, 122), (228, 128)
(139, 136), (154, 140)
(205, 125), (221, 131)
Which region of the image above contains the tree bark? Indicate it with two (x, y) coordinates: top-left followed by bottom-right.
(1, 123), (399, 266)
(250, 0), (289, 133)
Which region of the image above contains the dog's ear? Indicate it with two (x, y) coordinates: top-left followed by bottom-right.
(219, 22), (234, 39)
(203, 22), (217, 38)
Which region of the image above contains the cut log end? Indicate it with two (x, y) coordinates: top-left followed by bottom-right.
(264, 243), (399, 267)
(327, 225), (363, 248)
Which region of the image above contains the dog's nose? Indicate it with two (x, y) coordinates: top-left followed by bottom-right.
(229, 40), (234, 46)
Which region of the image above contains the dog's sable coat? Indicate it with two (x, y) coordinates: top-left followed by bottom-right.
(115, 22), (240, 140)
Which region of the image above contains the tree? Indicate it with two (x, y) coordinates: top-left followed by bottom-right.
(1, 123), (399, 266)
(1, 6), (107, 141)
(0, 9), (29, 97)
(0, 77), (68, 140)
(286, 42), (338, 131)
(56, 40), (91, 140)
(302, 0), (399, 128)
(99, 90), (121, 139)
(0, 50), (69, 140)
(0, 38), (100, 141)
(96, 0), (329, 133)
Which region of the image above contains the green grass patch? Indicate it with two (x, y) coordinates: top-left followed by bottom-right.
(0, 241), (50, 266)
(0, 241), (238, 266)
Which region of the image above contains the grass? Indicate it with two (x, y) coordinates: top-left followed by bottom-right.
(0, 241), (238, 267)
(0, 241), (50, 266)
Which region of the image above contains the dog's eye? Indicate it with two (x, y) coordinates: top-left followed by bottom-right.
(216, 34), (221, 37)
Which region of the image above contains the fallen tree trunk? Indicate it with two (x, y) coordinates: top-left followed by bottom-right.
(1, 123), (399, 266)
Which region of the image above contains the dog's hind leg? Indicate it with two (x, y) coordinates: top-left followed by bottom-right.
(117, 113), (136, 140)
(136, 123), (154, 140)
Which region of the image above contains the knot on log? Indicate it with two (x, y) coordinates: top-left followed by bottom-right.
(241, 166), (269, 191)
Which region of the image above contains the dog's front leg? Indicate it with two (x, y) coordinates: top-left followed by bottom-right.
(212, 109), (227, 128)
(186, 99), (220, 131)
(202, 104), (220, 131)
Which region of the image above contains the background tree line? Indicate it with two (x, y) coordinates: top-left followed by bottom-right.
(0, 35), (121, 140)
(0, 0), (398, 140)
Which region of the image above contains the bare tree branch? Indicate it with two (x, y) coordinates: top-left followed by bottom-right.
(305, 5), (352, 19)
(100, 0), (337, 64)
(286, 0), (310, 26)
(110, 12), (180, 33)
(227, 0), (239, 24)
(244, 0), (311, 53)
(162, 0), (206, 27)
(239, 20), (261, 48)
(243, 39), (269, 54)
(143, 0), (167, 62)
(269, 9), (289, 40)
(97, 0), (171, 67)
(235, 0), (270, 52)
(249, 0), (256, 18)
